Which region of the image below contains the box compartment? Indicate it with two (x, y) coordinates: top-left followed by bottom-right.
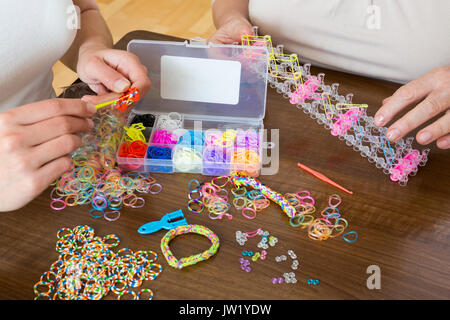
(116, 38), (269, 176)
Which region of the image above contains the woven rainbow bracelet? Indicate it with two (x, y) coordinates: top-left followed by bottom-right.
(230, 171), (297, 219)
(160, 224), (220, 269)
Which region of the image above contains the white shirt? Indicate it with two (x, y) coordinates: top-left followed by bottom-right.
(0, 0), (77, 112)
(249, 0), (450, 83)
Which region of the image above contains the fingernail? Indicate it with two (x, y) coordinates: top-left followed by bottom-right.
(87, 119), (94, 129)
(114, 79), (131, 92)
(437, 139), (448, 149)
(90, 84), (99, 94)
(87, 104), (97, 114)
(418, 131), (432, 144)
(375, 115), (385, 126)
(386, 128), (400, 141)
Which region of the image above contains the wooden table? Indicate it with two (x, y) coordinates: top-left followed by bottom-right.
(1, 31), (449, 300)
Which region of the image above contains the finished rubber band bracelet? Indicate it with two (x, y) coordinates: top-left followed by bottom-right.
(160, 224), (220, 269)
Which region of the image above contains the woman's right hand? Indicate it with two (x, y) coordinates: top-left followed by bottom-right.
(0, 99), (95, 212)
(209, 16), (253, 44)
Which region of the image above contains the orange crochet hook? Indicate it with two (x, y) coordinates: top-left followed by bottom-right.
(297, 162), (353, 195)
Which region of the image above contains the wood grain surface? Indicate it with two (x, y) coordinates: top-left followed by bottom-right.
(1, 31), (449, 300)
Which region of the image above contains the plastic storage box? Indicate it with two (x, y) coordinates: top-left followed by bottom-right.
(116, 38), (269, 176)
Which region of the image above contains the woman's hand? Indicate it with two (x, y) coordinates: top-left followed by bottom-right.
(374, 66), (450, 149)
(0, 99), (95, 211)
(77, 43), (151, 97)
(209, 16), (253, 44)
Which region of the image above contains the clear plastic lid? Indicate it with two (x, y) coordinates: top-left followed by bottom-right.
(127, 39), (268, 122)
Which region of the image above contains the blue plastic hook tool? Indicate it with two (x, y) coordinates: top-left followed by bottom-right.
(138, 209), (188, 235)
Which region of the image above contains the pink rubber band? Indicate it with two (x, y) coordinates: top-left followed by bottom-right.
(50, 199), (66, 211)
(104, 210), (121, 222)
(245, 228), (261, 238)
(149, 183), (162, 195)
(242, 207), (257, 220)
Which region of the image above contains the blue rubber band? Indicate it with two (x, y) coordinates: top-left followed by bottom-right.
(342, 231), (358, 243)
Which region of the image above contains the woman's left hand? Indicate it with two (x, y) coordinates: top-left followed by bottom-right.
(374, 66), (450, 149)
(77, 44), (151, 98)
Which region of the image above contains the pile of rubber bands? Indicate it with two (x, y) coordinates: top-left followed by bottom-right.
(203, 129), (261, 176)
(118, 122), (148, 158)
(187, 172), (357, 242)
(151, 129), (179, 144)
(148, 114), (183, 158)
(119, 141), (148, 158)
(187, 176), (270, 221)
(33, 225), (162, 300)
(287, 193), (357, 242)
(50, 103), (162, 221)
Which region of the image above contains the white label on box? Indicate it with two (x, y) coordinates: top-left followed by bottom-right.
(160, 55), (241, 105)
